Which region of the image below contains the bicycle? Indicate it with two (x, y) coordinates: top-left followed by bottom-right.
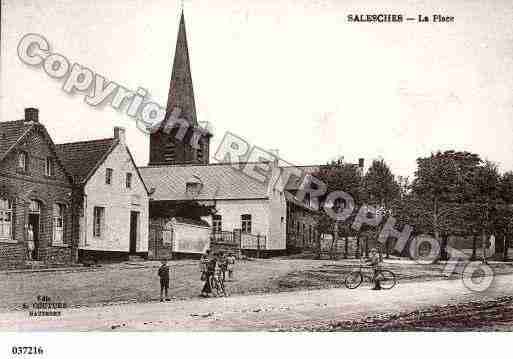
(344, 261), (397, 290)
(210, 270), (227, 297)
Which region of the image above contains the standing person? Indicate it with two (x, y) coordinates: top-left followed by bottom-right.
(226, 252), (236, 281)
(201, 250), (216, 297)
(218, 252), (228, 282)
(366, 247), (382, 290)
(158, 260), (170, 302)
(27, 224), (35, 261)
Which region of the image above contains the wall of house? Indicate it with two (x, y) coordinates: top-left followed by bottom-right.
(266, 188), (287, 250)
(80, 143), (149, 253)
(202, 198), (271, 248)
(286, 202), (319, 251)
(0, 125), (75, 268)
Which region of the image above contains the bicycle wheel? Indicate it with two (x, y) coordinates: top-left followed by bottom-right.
(345, 271), (363, 289)
(376, 270), (396, 289)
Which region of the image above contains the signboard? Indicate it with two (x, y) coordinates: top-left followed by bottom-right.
(172, 223), (210, 254)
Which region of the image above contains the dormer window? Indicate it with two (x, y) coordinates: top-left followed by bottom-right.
(185, 175), (202, 197)
(186, 182), (201, 197)
(18, 151), (28, 172)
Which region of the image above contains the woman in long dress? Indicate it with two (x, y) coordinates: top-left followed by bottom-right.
(27, 224), (35, 260)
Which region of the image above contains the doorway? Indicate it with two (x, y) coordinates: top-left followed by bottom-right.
(29, 200), (41, 260)
(129, 211), (139, 254)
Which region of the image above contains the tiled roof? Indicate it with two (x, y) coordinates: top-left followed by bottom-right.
(55, 138), (116, 183)
(139, 163), (269, 201)
(0, 120), (33, 161)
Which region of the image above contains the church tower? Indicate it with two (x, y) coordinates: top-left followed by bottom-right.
(149, 11), (211, 166)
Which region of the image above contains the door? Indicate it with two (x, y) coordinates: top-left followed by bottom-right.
(129, 211), (139, 254)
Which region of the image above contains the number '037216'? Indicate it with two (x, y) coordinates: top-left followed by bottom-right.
(11, 346), (44, 355)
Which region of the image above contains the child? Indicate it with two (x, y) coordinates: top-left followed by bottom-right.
(226, 252), (236, 281)
(158, 260), (170, 302)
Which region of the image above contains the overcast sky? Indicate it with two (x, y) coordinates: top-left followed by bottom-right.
(1, 0), (512, 177)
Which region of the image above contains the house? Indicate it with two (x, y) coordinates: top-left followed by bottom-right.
(140, 162), (288, 256)
(56, 127), (150, 261)
(0, 108), (77, 268)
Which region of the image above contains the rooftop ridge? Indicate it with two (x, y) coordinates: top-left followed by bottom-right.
(56, 137), (115, 147)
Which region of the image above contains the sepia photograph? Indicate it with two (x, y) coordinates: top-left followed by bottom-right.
(0, 0), (512, 357)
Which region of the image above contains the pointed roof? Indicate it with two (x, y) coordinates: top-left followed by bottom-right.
(0, 119), (74, 183)
(55, 138), (117, 184)
(165, 11), (198, 126)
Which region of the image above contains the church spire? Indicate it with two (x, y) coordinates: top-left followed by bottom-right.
(166, 10), (197, 125)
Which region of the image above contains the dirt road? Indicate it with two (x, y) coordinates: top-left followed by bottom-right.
(2, 273), (513, 331)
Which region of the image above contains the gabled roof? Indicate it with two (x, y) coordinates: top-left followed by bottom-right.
(0, 120), (33, 161)
(0, 120), (74, 182)
(55, 138), (116, 184)
(139, 163), (269, 201)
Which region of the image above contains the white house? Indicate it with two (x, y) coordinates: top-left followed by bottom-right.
(56, 127), (150, 260)
(139, 162), (288, 252)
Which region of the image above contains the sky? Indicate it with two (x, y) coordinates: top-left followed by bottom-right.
(1, 0), (512, 178)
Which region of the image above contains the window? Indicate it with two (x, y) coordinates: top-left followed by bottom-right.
(93, 207), (105, 237)
(0, 198), (13, 241)
(164, 140), (176, 162)
(126, 173), (132, 189)
(213, 215), (222, 233)
(45, 157), (55, 177)
(18, 151), (28, 171)
(53, 203), (65, 244)
(197, 140), (204, 162)
(241, 214), (252, 234)
(105, 168), (113, 185)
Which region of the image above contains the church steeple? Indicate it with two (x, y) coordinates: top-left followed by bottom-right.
(166, 10), (197, 125)
(148, 9), (211, 166)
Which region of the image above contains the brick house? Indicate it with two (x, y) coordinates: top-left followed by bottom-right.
(56, 127), (150, 261)
(0, 108), (78, 269)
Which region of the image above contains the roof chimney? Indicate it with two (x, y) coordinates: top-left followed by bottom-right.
(24, 108), (39, 123)
(114, 127), (126, 144)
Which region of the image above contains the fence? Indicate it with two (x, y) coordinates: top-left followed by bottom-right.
(210, 231), (237, 244)
(240, 233), (267, 250)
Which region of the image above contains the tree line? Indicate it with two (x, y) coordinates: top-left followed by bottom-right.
(312, 151), (513, 261)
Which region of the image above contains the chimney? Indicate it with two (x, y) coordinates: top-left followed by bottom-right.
(24, 108), (39, 123)
(114, 127), (126, 144)
(358, 158), (365, 169)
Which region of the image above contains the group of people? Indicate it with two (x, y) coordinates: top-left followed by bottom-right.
(156, 250), (237, 302)
(199, 250), (236, 297)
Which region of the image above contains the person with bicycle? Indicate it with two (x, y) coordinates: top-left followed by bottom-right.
(366, 247), (382, 290)
(200, 250), (215, 297)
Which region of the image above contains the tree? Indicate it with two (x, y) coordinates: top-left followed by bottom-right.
(312, 159), (363, 259)
(500, 172), (513, 260)
(410, 151), (482, 261)
(361, 159), (400, 258)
